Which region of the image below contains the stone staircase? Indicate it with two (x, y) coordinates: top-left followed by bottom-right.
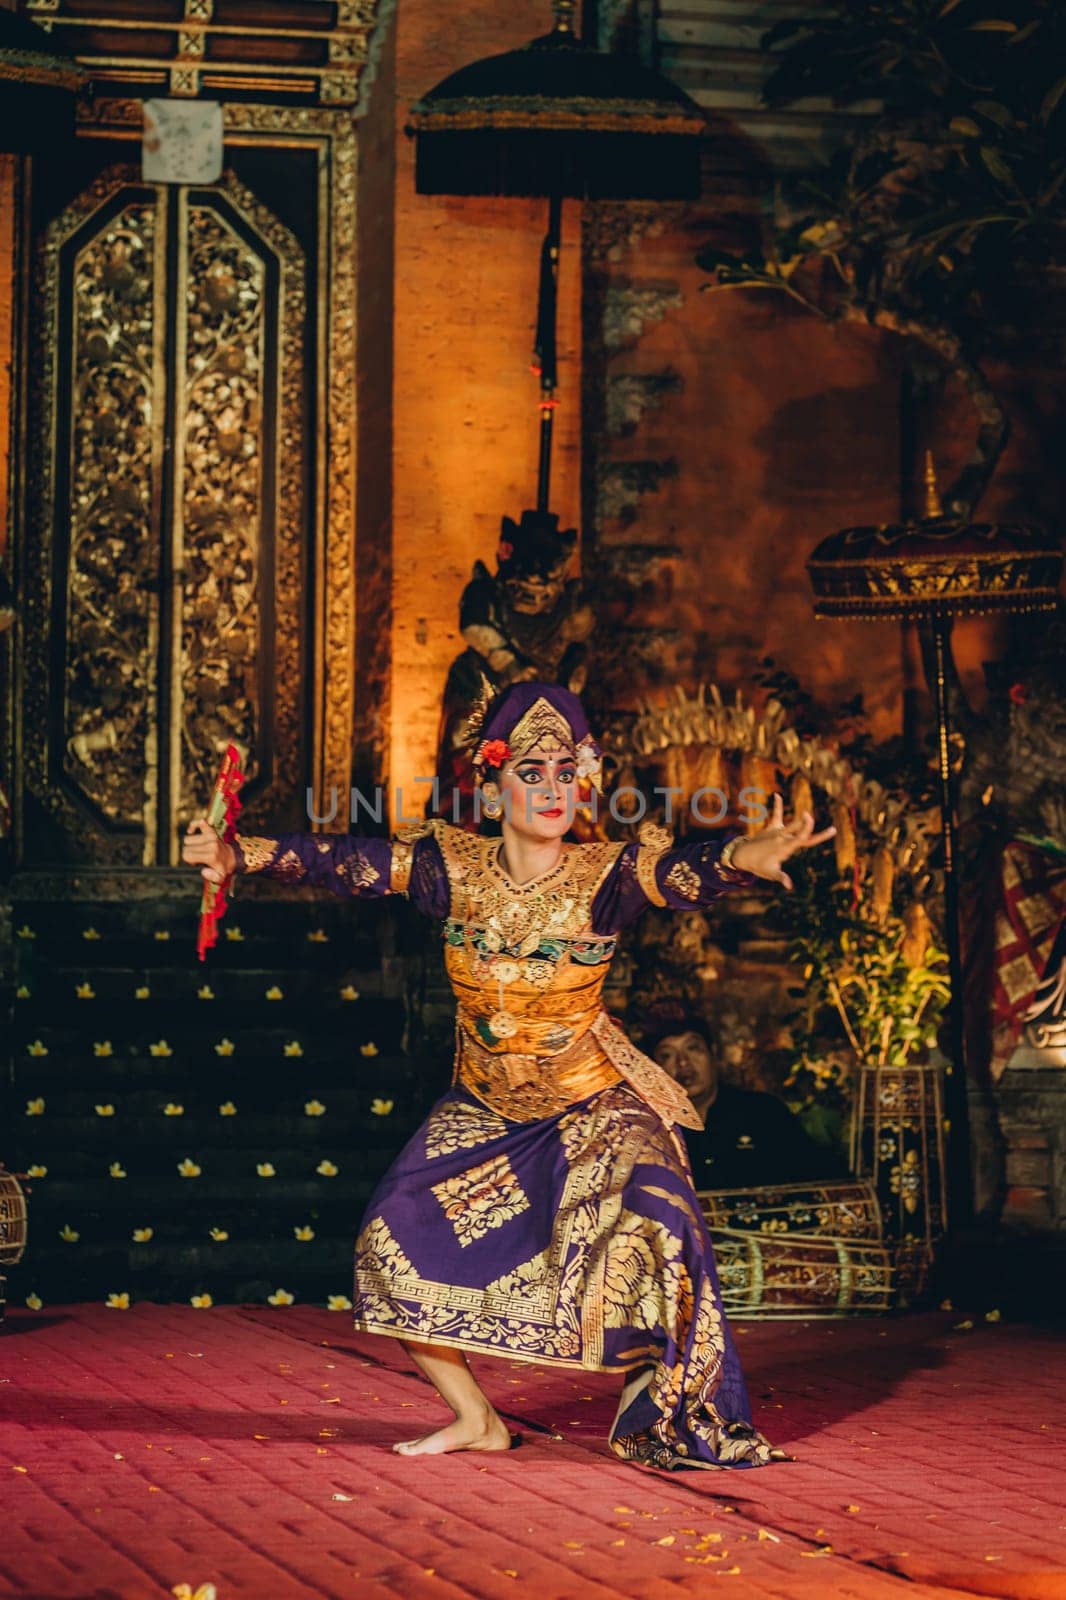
(3, 879), (450, 1310)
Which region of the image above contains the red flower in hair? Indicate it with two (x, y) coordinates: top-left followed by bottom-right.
(479, 739), (511, 768)
(1008, 682), (1028, 706)
(497, 541), (514, 563)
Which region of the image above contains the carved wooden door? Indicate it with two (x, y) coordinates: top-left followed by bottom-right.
(21, 162), (307, 867)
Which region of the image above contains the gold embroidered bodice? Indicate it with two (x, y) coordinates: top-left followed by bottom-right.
(425, 823), (701, 1130)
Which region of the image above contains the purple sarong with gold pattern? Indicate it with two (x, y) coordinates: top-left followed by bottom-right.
(233, 817), (784, 1470)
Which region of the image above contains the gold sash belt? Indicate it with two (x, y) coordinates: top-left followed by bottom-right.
(455, 1010), (703, 1131)
(456, 1023), (621, 1121)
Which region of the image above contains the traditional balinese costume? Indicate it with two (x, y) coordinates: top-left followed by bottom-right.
(232, 685), (783, 1470)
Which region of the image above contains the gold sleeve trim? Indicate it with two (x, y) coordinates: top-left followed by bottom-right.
(390, 840), (415, 896)
(234, 834), (278, 874)
(634, 820), (672, 908)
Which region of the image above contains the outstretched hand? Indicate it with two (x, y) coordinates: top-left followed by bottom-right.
(182, 817), (236, 885)
(731, 792), (836, 891)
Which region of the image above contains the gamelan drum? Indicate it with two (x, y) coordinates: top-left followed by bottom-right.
(699, 1179), (882, 1242)
(708, 1226), (895, 1318)
(0, 1170), (29, 1265)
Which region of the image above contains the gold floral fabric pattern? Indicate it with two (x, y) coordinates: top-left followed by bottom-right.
(353, 1080), (780, 1468)
(431, 1153), (531, 1248)
(423, 1097), (510, 1160)
(663, 859), (701, 902)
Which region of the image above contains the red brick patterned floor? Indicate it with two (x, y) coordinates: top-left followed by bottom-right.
(2, 1305), (1063, 1600)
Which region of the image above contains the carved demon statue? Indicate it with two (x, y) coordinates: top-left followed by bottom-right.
(433, 510), (594, 820)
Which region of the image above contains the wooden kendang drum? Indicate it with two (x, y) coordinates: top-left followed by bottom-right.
(0, 1168), (29, 1322)
(699, 1179), (895, 1318)
(711, 1229), (895, 1319)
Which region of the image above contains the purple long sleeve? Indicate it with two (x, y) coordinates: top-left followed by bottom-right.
(590, 830), (761, 936)
(232, 830), (450, 919)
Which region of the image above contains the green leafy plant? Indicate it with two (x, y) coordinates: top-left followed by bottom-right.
(779, 832), (951, 1149)
(697, 0), (1066, 516)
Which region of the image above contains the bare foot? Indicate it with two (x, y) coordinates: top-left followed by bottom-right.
(392, 1409), (514, 1457)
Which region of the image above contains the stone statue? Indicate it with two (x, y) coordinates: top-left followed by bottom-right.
(433, 510), (595, 820)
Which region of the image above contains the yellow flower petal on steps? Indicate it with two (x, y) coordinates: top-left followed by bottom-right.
(75, 982), (95, 999)
(59, 1224), (80, 1242)
(294, 1225), (315, 1241)
(93, 1041), (113, 1057)
(224, 926), (244, 941)
(109, 1162), (127, 1178)
(256, 1162), (276, 1178)
(316, 1160), (338, 1177)
(209, 1228), (229, 1242)
(370, 1098), (394, 1117)
(339, 985), (359, 1001)
(27, 1042), (48, 1058)
(214, 1038), (235, 1056)
(16, 925), (36, 939)
(304, 1099), (326, 1116)
(25, 1293), (43, 1310)
(132, 1228), (153, 1242)
(359, 1042), (379, 1057)
(178, 1158), (202, 1178)
(26, 1165), (47, 1178)
(105, 1292), (130, 1309)
(25, 1094), (45, 1110)
(197, 985), (215, 1000)
(163, 1103), (184, 1116)
(265, 985), (283, 1000)
(190, 1294), (213, 1309)
(154, 930), (170, 941)
(149, 1040), (173, 1057)
(95, 1104), (115, 1117)
(327, 1295), (352, 1311)
(284, 1040), (304, 1057)
(267, 1288), (295, 1306)
(135, 986), (150, 999)
(307, 928), (329, 942)
(16, 984), (31, 998)
(82, 927), (101, 941)
(218, 1101), (237, 1116)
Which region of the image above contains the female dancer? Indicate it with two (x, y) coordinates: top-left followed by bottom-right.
(183, 683), (835, 1469)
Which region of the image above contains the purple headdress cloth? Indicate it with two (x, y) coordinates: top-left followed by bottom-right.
(471, 682), (604, 791)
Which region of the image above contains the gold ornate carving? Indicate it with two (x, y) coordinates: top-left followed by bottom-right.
(28, 0), (387, 111)
(176, 178), (306, 846)
(26, 153), (308, 866)
(25, 172), (160, 862)
(27, 103), (356, 865)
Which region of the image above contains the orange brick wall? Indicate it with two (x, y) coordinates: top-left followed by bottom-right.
(390, 4), (583, 809)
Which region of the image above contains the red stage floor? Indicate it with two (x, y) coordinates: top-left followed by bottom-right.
(2, 1305), (1063, 1600)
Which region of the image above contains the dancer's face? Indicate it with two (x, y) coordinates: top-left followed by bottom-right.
(654, 1031), (719, 1107)
(497, 743), (578, 840)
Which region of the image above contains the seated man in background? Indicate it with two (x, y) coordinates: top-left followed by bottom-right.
(642, 1008), (847, 1190)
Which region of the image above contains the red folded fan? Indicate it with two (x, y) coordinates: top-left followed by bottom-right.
(196, 743), (247, 962)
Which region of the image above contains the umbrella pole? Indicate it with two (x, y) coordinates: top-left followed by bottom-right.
(930, 605), (972, 1227)
(534, 191), (562, 511)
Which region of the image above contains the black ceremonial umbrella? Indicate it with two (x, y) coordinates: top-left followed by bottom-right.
(407, 0), (705, 512)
